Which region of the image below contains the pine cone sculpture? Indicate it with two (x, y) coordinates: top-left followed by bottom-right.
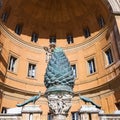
(44, 47), (75, 93)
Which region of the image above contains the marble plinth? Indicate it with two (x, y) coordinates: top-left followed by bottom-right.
(47, 92), (73, 120)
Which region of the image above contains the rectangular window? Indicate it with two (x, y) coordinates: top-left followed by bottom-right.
(1, 107), (7, 113)
(105, 48), (113, 65)
(15, 24), (22, 35)
(72, 112), (79, 120)
(67, 35), (74, 44)
(115, 102), (120, 110)
(0, 0), (2, 8)
(28, 63), (36, 78)
(83, 27), (91, 38)
(48, 113), (53, 120)
(50, 36), (56, 44)
(1, 12), (9, 22)
(8, 56), (17, 73)
(97, 16), (105, 28)
(29, 113), (33, 120)
(87, 58), (96, 74)
(31, 33), (38, 43)
(71, 64), (77, 78)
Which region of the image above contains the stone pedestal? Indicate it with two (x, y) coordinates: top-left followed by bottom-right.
(22, 105), (42, 120)
(79, 105), (102, 120)
(53, 114), (67, 120)
(47, 93), (73, 120)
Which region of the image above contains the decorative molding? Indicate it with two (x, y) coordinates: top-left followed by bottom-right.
(0, 17), (114, 53)
(0, 82), (42, 96)
(0, 23), (44, 53)
(5, 75), (44, 86)
(1, 73), (120, 99)
(1, 84), (115, 103)
(107, 0), (120, 14)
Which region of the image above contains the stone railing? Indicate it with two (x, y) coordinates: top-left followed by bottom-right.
(0, 105), (120, 120)
(0, 114), (22, 120)
(99, 114), (120, 120)
(0, 113), (120, 120)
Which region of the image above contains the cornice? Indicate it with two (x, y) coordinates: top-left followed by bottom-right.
(6, 75), (44, 86)
(0, 17), (114, 53)
(0, 23), (44, 52)
(64, 26), (109, 52)
(0, 81), (115, 102)
(0, 82), (43, 96)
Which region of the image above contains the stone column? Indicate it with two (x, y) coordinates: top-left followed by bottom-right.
(47, 92), (73, 120)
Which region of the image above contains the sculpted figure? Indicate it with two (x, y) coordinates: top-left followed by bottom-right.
(16, 92), (41, 107)
(80, 95), (101, 109)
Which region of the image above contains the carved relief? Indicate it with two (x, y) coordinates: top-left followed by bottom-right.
(47, 93), (72, 115)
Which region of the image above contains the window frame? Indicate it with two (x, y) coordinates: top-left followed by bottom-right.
(70, 61), (78, 80)
(49, 36), (56, 44)
(31, 33), (39, 43)
(87, 58), (96, 74)
(0, 0), (2, 8)
(103, 45), (114, 68)
(15, 24), (23, 35)
(29, 113), (33, 120)
(86, 56), (97, 76)
(8, 54), (18, 73)
(1, 107), (8, 114)
(83, 27), (91, 38)
(97, 15), (105, 28)
(48, 113), (53, 120)
(27, 62), (37, 79)
(1, 12), (9, 22)
(66, 35), (74, 44)
(71, 111), (79, 120)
